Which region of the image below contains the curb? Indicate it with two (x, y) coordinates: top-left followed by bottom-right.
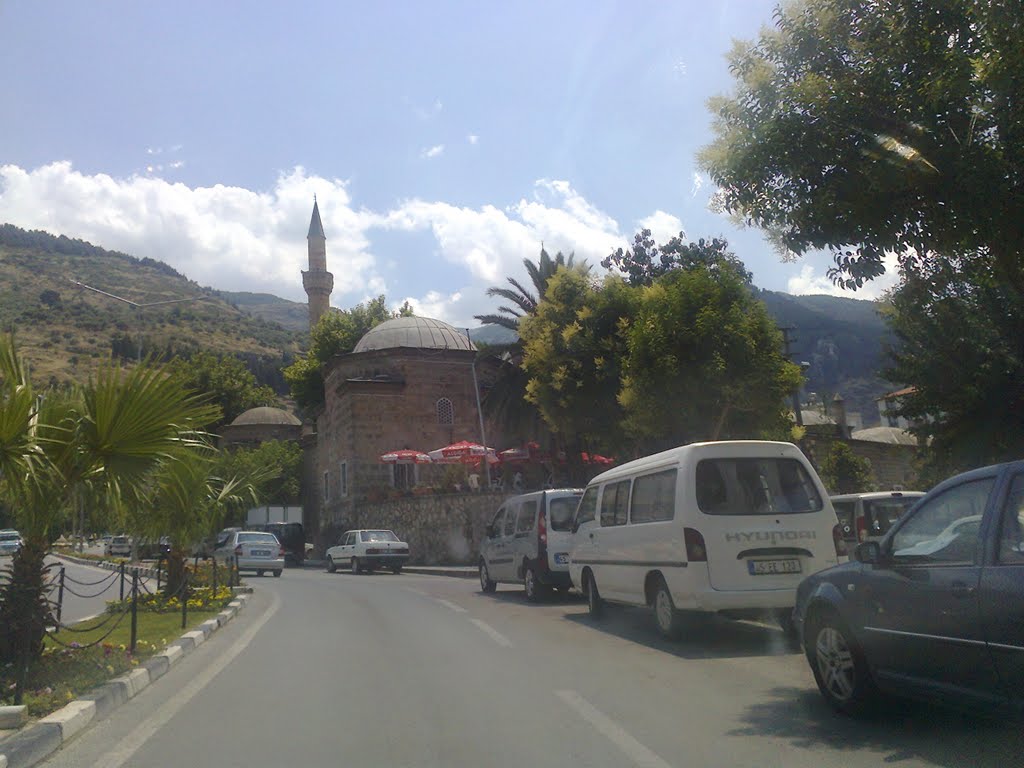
(52, 553), (161, 579)
(400, 566), (477, 579)
(0, 594), (252, 768)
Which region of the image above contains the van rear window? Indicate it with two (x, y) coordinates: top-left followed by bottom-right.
(548, 496), (581, 531)
(696, 458), (823, 515)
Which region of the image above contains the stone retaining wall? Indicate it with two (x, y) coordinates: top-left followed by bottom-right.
(319, 491), (507, 565)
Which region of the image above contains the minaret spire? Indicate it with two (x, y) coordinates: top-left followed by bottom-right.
(302, 198), (333, 330)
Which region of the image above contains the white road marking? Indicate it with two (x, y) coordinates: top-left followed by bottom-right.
(435, 598), (468, 613)
(556, 689), (674, 768)
(92, 591), (281, 768)
(470, 618), (513, 647)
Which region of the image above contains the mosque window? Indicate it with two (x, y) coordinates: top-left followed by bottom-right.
(437, 397), (454, 426)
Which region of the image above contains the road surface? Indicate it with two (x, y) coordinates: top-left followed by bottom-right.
(36, 568), (1023, 768)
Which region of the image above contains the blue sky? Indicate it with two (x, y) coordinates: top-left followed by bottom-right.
(0, 1), (893, 327)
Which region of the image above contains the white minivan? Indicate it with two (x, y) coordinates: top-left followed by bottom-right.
(569, 441), (842, 639)
(479, 489), (584, 601)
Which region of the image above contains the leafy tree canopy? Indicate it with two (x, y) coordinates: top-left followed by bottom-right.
(283, 296), (398, 410)
(219, 440), (303, 506)
(168, 351), (278, 432)
(818, 441), (874, 494)
(475, 247), (585, 333)
(700, 0), (1024, 291)
(602, 230), (752, 287)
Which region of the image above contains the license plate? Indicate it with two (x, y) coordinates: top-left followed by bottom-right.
(554, 552), (569, 565)
(748, 558), (801, 575)
(251, 550), (271, 557)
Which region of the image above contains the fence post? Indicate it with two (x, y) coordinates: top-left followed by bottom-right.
(181, 568), (188, 630)
(119, 562), (126, 601)
(212, 556), (218, 595)
(130, 569), (139, 653)
(56, 565), (66, 625)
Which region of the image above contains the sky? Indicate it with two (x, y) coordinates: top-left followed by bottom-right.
(0, 1), (898, 328)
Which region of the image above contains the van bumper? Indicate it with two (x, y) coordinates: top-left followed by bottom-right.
(677, 587), (797, 613)
(538, 569), (572, 588)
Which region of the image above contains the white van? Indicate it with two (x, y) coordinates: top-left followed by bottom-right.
(569, 441), (841, 639)
(479, 489), (584, 601)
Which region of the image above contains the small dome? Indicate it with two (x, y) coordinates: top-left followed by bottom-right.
(229, 407), (301, 426)
(353, 316), (476, 353)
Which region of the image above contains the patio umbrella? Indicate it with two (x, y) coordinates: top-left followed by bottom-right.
(379, 449), (432, 464)
(498, 441), (541, 463)
(429, 440), (499, 464)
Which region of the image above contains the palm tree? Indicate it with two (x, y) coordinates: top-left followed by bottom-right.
(0, 335), (218, 668)
(474, 247), (588, 445)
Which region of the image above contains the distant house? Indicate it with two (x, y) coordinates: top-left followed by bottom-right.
(877, 386), (917, 430)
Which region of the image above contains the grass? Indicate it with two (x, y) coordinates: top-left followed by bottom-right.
(1, 595), (232, 718)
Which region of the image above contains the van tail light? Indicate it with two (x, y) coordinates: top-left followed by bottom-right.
(832, 524), (847, 557)
(683, 528), (707, 562)
(234, 545), (243, 556)
(856, 516), (867, 543)
(538, 512), (547, 545)
(279, 547), (286, 558)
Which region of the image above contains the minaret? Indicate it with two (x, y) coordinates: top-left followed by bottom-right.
(302, 197), (334, 330)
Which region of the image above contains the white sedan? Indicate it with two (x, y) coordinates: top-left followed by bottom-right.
(325, 530), (410, 574)
(214, 530), (285, 577)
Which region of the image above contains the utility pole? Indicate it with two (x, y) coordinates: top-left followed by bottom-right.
(781, 327), (808, 427)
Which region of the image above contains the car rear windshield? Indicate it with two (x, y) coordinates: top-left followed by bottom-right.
(696, 458), (823, 515)
(548, 496), (582, 531)
(361, 530), (399, 542)
(112, 536), (129, 543)
(237, 533), (279, 544)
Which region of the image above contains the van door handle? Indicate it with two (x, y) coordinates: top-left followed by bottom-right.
(951, 582), (976, 598)
(589, 533), (594, 539)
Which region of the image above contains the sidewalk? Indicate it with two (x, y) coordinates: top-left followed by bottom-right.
(301, 560), (476, 579)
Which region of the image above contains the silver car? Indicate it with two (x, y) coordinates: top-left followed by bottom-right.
(0, 529), (22, 556)
(215, 530), (284, 577)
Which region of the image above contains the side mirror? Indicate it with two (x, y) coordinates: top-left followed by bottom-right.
(854, 541), (882, 565)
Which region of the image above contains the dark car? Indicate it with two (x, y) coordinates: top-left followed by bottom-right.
(794, 460), (1024, 716)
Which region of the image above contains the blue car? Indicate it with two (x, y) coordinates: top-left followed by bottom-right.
(794, 460), (1024, 716)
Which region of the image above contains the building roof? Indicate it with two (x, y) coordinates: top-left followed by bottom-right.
(800, 410), (836, 426)
(307, 200), (325, 240)
(229, 406), (302, 427)
(850, 426), (917, 446)
(878, 386), (916, 400)
(353, 316), (477, 353)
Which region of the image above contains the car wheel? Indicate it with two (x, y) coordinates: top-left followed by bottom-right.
(391, 566), (402, 575)
(256, 570), (265, 577)
(351, 557), (361, 575)
(807, 610), (877, 715)
(326, 556), (337, 573)
(652, 577), (683, 640)
(273, 570), (282, 578)
(479, 561), (497, 593)
(524, 565), (546, 602)
(586, 572), (604, 619)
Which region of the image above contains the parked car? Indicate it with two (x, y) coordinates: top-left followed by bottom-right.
(831, 491), (925, 547)
(0, 529), (23, 556)
(794, 460), (1024, 716)
(570, 440), (843, 640)
(214, 530), (284, 577)
(248, 522), (306, 566)
(479, 489), (583, 600)
(325, 529), (409, 574)
(104, 535), (132, 557)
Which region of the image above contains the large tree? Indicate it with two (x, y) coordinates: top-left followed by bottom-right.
(619, 264), (801, 450)
(168, 351), (278, 431)
(283, 296), (397, 410)
(700, 0), (1023, 291)
(602, 230), (752, 287)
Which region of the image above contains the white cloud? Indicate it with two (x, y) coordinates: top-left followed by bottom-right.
(637, 210), (683, 244)
(467, 134), (479, 145)
(414, 98), (443, 121)
(421, 144), (445, 159)
(786, 254), (901, 299)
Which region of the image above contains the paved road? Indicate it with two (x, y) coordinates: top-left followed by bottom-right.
(37, 568), (1023, 768)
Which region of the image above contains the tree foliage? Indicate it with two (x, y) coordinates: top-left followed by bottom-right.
(283, 296), (397, 410)
(602, 230), (752, 287)
(474, 247), (584, 332)
(885, 258), (1024, 473)
(700, 0), (1024, 291)
(620, 265), (801, 450)
(168, 351), (278, 431)
(818, 441), (874, 494)
(219, 440), (303, 506)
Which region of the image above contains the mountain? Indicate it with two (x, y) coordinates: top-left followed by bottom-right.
(217, 291), (310, 332)
(0, 224), (306, 391)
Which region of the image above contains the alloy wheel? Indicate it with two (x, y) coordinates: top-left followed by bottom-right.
(815, 626), (856, 702)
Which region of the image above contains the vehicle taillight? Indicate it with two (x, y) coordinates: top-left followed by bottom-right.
(538, 512), (547, 546)
(683, 528), (707, 562)
(832, 524), (847, 557)
(234, 545), (243, 556)
(279, 547), (286, 558)
(855, 516), (867, 543)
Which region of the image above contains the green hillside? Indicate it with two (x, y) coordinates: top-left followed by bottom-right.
(0, 224), (306, 391)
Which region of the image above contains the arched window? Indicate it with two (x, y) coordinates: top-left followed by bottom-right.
(437, 397), (454, 426)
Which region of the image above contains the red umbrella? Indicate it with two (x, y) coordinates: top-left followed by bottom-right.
(499, 441), (544, 463)
(429, 440), (498, 464)
(581, 452), (616, 466)
(379, 449), (432, 465)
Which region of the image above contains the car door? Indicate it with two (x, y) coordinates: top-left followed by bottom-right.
(593, 479), (633, 602)
(487, 506), (515, 582)
(493, 501), (519, 581)
(863, 475), (1001, 703)
(978, 469), (1024, 707)
(481, 507), (505, 577)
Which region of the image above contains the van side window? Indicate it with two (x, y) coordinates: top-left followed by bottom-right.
(631, 469), (677, 523)
(489, 508), (505, 539)
(600, 480), (630, 526)
(575, 487), (598, 527)
(503, 504), (518, 537)
(997, 473), (1024, 565)
(516, 500), (538, 533)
